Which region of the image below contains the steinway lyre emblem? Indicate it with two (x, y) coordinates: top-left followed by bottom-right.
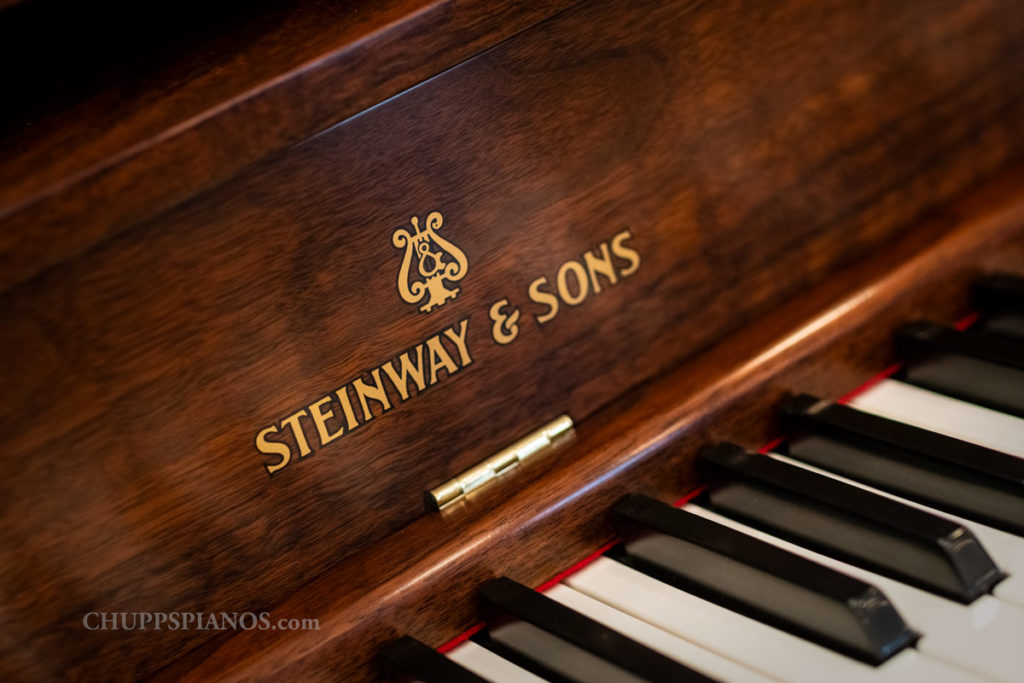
(392, 211), (469, 313)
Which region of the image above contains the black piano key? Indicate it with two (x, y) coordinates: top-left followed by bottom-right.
(699, 443), (1005, 603)
(479, 577), (713, 683)
(379, 635), (489, 683)
(613, 493), (916, 665)
(976, 273), (1024, 340)
(982, 312), (1024, 340)
(782, 393), (1024, 536)
(977, 273), (1024, 312)
(896, 320), (1024, 417)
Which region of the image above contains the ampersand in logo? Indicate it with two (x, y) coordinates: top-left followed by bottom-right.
(489, 299), (520, 345)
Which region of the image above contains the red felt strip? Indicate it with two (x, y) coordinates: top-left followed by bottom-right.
(535, 538), (622, 593)
(436, 621), (486, 654)
(955, 311), (981, 331)
(837, 363), (902, 404)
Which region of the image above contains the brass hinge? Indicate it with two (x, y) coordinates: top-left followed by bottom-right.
(427, 414), (574, 510)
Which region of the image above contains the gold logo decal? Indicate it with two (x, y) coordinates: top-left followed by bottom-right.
(392, 211), (469, 313)
(256, 226), (642, 478)
(489, 299), (520, 345)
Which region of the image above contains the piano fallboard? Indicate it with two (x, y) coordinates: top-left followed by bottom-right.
(2, 0), (1024, 680)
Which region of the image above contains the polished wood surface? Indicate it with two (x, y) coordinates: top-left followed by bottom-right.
(2, 0), (1024, 680)
(0, 0), (575, 293)
(182, 167), (1024, 682)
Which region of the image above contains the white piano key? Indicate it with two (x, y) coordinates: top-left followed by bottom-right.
(686, 504), (1024, 683)
(447, 640), (548, 683)
(771, 451), (1024, 608)
(850, 379), (1024, 457)
(544, 583), (777, 683)
(566, 556), (978, 683)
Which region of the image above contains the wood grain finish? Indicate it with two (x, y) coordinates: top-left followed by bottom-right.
(0, 0), (577, 294)
(184, 166), (1024, 682)
(2, 0), (1024, 679)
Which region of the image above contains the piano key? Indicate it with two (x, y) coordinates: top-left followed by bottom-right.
(566, 556), (980, 683)
(381, 635), (490, 683)
(896, 320), (1024, 417)
(977, 272), (1024, 311)
(782, 393), (1024, 536)
(480, 620), (647, 683)
(849, 378), (1024, 457)
(479, 577), (713, 683)
(544, 583), (776, 683)
(686, 504), (1024, 683)
(976, 273), (1024, 340)
(447, 640), (550, 683)
(613, 493), (915, 663)
(768, 451), (1024, 607)
(698, 442), (1005, 602)
(982, 311), (1024, 340)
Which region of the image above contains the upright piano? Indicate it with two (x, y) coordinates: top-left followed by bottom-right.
(3, 0), (1024, 680)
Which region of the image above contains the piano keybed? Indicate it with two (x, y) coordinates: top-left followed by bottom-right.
(385, 275), (1024, 683)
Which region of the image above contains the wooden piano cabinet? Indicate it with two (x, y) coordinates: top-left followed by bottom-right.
(1, 0), (1023, 680)
(0, 0), (577, 294)
(180, 168), (1024, 682)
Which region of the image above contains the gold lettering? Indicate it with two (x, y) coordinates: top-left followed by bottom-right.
(335, 385), (360, 430)
(381, 346), (427, 401)
(584, 242), (618, 294)
(280, 409), (313, 458)
(529, 276), (559, 324)
(611, 229), (640, 276)
(256, 425), (292, 475)
(442, 318), (472, 366)
(557, 260), (589, 306)
(426, 335), (458, 385)
(309, 395), (344, 447)
(256, 317), (486, 473)
(353, 369), (392, 420)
